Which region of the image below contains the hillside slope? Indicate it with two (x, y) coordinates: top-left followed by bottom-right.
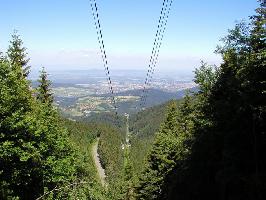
(129, 100), (182, 175)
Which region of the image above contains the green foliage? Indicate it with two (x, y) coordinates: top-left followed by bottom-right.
(136, 102), (178, 199)
(57, 120), (109, 200)
(194, 61), (219, 97)
(0, 39), (109, 199)
(129, 99), (185, 179)
(130, 102), (169, 138)
(6, 30), (30, 77)
(36, 106), (77, 184)
(37, 67), (53, 105)
(1, 2), (265, 199)
(129, 101), (174, 176)
(93, 122), (131, 199)
(136, 2), (266, 199)
(0, 59), (39, 199)
(136, 98), (195, 200)
(0, 59), (79, 199)
(98, 124), (124, 181)
(82, 112), (126, 130)
(123, 153), (135, 200)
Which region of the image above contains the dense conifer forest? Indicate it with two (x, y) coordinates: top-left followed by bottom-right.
(129, 100), (179, 175)
(0, 1), (265, 199)
(135, 2), (266, 199)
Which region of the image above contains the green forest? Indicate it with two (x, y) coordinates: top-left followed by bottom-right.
(0, 1), (265, 200)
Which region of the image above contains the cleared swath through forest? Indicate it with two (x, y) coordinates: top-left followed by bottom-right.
(92, 138), (106, 186)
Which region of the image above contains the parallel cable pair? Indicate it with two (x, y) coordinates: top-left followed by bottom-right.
(90, 0), (173, 112)
(140, 0), (173, 108)
(90, 0), (118, 115)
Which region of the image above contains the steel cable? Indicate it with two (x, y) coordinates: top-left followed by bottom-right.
(141, 0), (173, 108)
(140, 0), (168, 107)
(90, 0), (118, 114)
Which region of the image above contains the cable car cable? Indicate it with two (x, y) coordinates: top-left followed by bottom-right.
(90, 0), (118, 115)
(141, 0), (173, 108)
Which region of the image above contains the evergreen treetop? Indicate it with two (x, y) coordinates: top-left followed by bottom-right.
(37, 67), (53, 105)
(7, 30), (30, 77)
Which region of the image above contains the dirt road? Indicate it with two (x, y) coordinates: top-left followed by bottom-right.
(92, 138), (106, 186)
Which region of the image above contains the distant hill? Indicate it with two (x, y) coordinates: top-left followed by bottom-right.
(100, 87), (198, 114)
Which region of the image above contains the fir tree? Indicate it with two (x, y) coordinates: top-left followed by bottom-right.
(6, 30), (30, 77)
(1, 35), (81, 200)
(0, 59), (42, 199)
(136, 2), (265, 199)
(37, 67), (53, 105)
(162, 2), (266, 199)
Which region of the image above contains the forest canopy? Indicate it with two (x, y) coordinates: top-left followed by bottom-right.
(0, 1), (265, 200)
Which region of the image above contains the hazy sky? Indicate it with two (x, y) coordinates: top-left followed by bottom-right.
(0, 0), (259, 73)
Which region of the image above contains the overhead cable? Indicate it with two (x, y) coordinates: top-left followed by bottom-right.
(140, 0), (173, 108)
(90, 0), (118, 114)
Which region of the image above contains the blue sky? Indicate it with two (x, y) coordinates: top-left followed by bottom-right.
(0, 0), (259, 73)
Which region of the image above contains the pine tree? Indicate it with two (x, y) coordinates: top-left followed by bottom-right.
(7, 30), (30, 77)
(37, 67), (53, 105)
(1, 35), (79, 200)
(34, 69), (78, 198)
(0, 58), (42, 199)
(164, 2), (266, 199)
(136, 2), (265, 199)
